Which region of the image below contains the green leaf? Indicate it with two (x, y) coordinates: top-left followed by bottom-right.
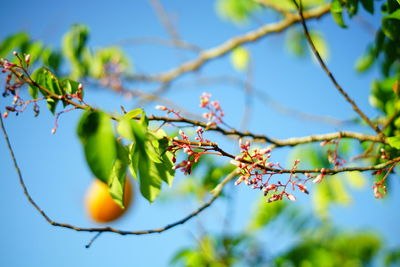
(230, 46), (250, 72)
(360, 0), (374, 14)
(331, 0), (347, 28)
(128, 143), (138, 179)
(29, 67), (63, 113)
(135, 148), (163, 202)
(122, 108), (143, 120)
(108, 143), (129, 208)
(355, 48), (375, 72)
(382, 9), (400, 40)
(387, 136), (400, 149)
(60, 79), (80, 95)
(77, 110), (117, 184)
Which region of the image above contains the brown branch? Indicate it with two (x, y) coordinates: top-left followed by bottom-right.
(211, 142), (400, 175)
(0, 114), (236, 235)
(125, 4), (331, 83)
(292, 0), (382, 136)
(9, 67), (381, 148)
(116, 37), (202, 53)
(148, 115), (384, 146)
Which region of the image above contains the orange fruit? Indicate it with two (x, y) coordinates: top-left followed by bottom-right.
(85, 178), (133, 223)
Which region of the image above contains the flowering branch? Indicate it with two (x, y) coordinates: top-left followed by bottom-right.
(0, 111), (237, 236)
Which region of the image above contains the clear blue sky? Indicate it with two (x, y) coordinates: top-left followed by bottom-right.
(1, 1), (399, 266)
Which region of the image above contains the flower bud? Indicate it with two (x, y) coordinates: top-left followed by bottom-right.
(24, 54), (31, 63)
(155, 105), (167, 111)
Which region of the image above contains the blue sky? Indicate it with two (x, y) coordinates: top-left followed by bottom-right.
(1, 1), (399, 266)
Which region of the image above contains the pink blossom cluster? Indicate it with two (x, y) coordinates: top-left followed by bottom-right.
(1, 53), (37, 118)
(199, 92), (224, 128)
(230, 140), (326, 203)
(167, 127), (213, 175)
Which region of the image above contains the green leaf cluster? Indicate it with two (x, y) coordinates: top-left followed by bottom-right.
(216, 0), (262, 24)
(0, 32), (62, 73)
(77, 109), (175, 206)
(62, 24), (132, 80)
(28, 67), (81, 114)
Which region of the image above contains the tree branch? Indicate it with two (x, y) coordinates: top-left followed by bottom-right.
(8, 67), (383, 148)
(291, 0), (382, 136)
(148, 115), (384, 145)
(125, 4), (331, 83)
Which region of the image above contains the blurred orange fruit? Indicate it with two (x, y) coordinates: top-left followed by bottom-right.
(85, 178), (133, 223)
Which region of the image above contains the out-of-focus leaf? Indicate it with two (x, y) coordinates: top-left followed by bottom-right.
(355, 45), (376, 72)
(385, 248), (400, 266)
(248, 197), (286, 231)
(41, 48), (62, 73)
(62, 24), (90, 79)
(360, 0), (374, 14)
(387, 136), (400, 149)
(216, 0), (261, 24)
(331, 0), (347, 28)
(309, 31), (329, 62)
(77, 110), (117, 184)
(89, 46), (131, 78)
(382, 9), (400, 40)
(344, 171), (366, 189)
(230, 46), (250, 71)
(313, 176), (351, 219)
(0, 32), (29, 58)
(286, 28), (307, 57)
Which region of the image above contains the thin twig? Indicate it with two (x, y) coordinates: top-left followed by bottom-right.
(291, 0), (382, 136)
(85, 232), (102, 248)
